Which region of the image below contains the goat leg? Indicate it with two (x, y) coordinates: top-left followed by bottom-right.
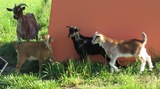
(35, 35), (38, 41)
(39, 61), (42, 75)
(17, 36), (21, 44)
(109, 57), (119, 73)
(26, 38), (30, 42)
(80, 55), (85, 61)
(16, 56), (26, 73)
(101, 52), (122, 68)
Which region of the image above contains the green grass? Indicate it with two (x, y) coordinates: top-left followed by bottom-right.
(1, 60), (160, 89)
(1, 0), (160, 89)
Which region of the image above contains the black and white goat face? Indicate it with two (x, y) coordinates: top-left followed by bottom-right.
(66, 26), (81, 40)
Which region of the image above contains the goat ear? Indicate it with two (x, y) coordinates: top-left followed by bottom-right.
(6, 8), (13, 11)
(95, 31), (99, 35)
(22, 7), (25, 10)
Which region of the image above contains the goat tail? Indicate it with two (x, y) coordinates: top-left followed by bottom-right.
(142, 32), (147, 45)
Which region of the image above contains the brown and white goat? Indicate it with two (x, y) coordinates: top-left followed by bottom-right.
(7, 3), (39, 44)
(15, 35), (54, 73)
(92, 32), (153, 73)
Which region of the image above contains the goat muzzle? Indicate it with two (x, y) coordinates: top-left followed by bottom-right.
(14, 15), (18, 19)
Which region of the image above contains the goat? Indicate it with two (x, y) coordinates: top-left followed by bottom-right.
(92, 31), (154, 74)
(14, 35), (54, 73)
(66, 26), (122, 67)
(7, 3), (39, 44)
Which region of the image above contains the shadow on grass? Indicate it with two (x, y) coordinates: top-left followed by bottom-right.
(1, 42), (160, 77)
(0, 41), (39, 74)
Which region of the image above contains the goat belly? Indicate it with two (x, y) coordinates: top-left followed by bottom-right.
(27, 56), (39, 61)
(118, 53), (133, 58)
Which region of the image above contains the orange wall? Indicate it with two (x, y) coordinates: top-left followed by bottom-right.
(49, 0), (160, 62)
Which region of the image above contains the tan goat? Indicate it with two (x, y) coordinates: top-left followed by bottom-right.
(15, 35), (54, 73)
(92, 32), (153, 74)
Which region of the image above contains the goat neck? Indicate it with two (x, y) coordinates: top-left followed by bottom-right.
(71, 32), (83, 42)
(17, 13), (26, 23)
(99, 34), (118, 52)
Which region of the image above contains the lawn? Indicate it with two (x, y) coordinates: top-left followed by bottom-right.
(0, 0), (160, 89)
(1, 60), (160, 89)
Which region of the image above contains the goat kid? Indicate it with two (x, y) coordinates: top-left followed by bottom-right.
(66, 26), (121, 67)
(7, 3), (39, 44)
(15, 35), (54, 73)
(92, 31), (153, 74)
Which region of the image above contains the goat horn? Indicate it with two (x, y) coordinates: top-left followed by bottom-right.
(18, 3), (28, 7)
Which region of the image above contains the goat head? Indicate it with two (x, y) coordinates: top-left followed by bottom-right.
(7, 3), (28, 19)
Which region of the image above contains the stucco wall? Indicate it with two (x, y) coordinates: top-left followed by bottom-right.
(49, 0), (160, 63)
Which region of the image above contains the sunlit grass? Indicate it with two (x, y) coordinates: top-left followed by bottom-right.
(0, 0), (160, 89)
(1, 60), (160, 89)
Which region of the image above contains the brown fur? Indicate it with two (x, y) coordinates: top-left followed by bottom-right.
(7, 3), (39, 43)
(100, 33), (144, 55)
(15, 35), (54, 73)
(118, 39), (143, 54)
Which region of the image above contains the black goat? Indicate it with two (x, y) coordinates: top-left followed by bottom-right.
(66, 26), (121, 67)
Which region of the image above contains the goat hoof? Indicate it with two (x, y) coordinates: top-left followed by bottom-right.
(149, 66), (154, 71)
(139, 71), (143, 74)
(17, 42), (21, 45)
(149, 69), (153, 72)
(115, 70), (119, 73)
